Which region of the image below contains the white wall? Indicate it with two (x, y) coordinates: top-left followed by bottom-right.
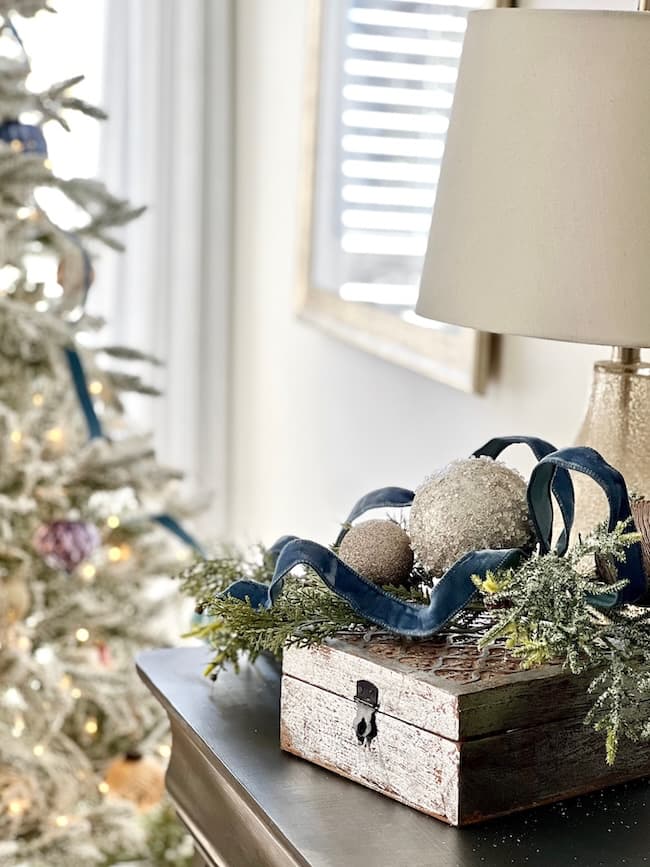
(229, 0), (605, 547)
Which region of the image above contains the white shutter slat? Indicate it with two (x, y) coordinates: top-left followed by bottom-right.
(342, 109), (449, 134)
(344, 58), (458, 83)
(348, 8), (469, 32)
(342, 135), (445, 158)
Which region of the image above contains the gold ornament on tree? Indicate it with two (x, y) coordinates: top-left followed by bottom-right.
(0, 766), (43, 837)
(1, 576), (31, 624)
(103, 753), (165, 813)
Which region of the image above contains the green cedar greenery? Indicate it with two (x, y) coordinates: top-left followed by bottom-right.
(180, 524), (650, 764)
(178, 546), (429, 679)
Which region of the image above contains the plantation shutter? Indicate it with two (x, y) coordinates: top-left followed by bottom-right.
(311, 0), (483, 311)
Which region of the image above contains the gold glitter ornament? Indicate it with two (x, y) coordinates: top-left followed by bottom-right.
(1, 576), (30, 623)
(338, 519), (414, 586)
(0, 766), (42, 837)
(409, 457), (534, 579)
(103, 753), (165, 812)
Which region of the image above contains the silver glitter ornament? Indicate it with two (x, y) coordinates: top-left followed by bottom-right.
(338, 519), (414, 586)
(409, 456), (534, 579)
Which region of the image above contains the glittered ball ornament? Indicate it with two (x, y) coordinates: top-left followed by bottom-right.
(33, 521), (100, 573)
(103, 753), (165, 812)
(409, 456), (534, 579)
(338, 519), (414, 586)
(1, 577), (30, 623)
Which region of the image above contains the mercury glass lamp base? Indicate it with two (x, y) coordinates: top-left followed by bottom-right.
(573, 350), (650, 537)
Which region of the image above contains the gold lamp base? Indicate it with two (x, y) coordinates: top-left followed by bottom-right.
(573, 347), (650, 536)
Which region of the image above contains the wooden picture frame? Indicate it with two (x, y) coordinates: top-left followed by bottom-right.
(296, 0), (512, 393)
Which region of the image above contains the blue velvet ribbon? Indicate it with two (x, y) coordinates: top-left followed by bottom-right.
(152, 513), (205, 558)
(334, 487), (415, 547)
(64, 347), (103, 440)
(0, 120), (47, 156)
(527, 446), (645, 604)
(222, 435), (641, 638)
(63, 284), (204, 559)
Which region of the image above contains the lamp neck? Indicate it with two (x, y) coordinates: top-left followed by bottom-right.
(611, 346), (641, 365)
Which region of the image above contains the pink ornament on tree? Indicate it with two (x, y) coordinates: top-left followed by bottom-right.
(33, 521), (100, 573)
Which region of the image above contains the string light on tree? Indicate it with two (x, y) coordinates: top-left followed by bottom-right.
(75, 627), (89, 643)
(8, 798), (29, 817)
(108, 543), (131, 563)
(11, 715), (25, 738)
(79, 562), (96, 582)
(106, 515), (120, 529)
(83, 717), (98, 735)
(88, 380), (103, 396)
(45, 427), (63, 445)
(15, 635), (30, 652)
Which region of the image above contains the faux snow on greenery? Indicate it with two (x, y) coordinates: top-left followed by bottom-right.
(473, 521), (650, 765)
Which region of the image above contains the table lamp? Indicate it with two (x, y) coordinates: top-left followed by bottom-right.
(416, 6), (650, 532)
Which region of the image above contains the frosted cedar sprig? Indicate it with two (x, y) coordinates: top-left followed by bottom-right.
(473, 521), (648, 764)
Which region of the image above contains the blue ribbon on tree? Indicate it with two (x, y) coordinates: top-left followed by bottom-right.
(0, 120), (48, 156)
(64, 346), (103, 440)
(61, 254), (204, 559)
(152, 514), (205, 558)
(221, 436), (646, 637)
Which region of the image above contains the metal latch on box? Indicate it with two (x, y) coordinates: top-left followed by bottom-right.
(353, 679), (379, 746)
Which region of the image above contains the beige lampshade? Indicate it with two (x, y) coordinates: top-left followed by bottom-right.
(416, 9), (650, 346)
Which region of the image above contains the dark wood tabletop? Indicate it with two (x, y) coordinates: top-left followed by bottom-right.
(137, 646), (650, 867)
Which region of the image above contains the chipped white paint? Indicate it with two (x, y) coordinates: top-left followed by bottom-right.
(283, 641), (460, 739)
(280, 675), (461, 824)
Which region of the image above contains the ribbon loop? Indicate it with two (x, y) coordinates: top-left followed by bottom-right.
(527, 446), (645, 603)
(473, 434), (559, 463)
(334, 486), (414, 547)
(474, 435), (575, 553)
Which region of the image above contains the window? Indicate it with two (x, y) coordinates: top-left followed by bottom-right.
(298, 0), (502, 392)
(14, 1), (107, 213)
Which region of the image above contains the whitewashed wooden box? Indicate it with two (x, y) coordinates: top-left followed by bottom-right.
(280, 635), (650, 826)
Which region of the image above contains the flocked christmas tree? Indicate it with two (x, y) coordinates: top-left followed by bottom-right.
(0, 2), (198, 864)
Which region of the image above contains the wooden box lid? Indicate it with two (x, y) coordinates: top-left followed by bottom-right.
(282, 632), (593, 741)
